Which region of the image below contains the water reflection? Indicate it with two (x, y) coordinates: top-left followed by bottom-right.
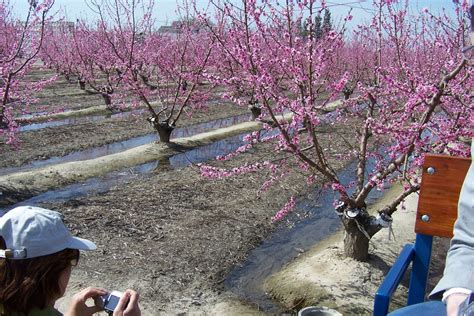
(17, 97), (228, 132)
(0, 161), (158, 216)
(0, 130), (260, 210)
(18, 110), (145, 132)
(170, 134), (244, 168)
(0, 113), (251, 176)
(171, 114), (250, 139)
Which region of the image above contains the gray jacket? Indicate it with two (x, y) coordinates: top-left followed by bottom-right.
(430, 140), (474, 298)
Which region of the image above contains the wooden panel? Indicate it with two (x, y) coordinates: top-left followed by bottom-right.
(415, 154), (471, 238)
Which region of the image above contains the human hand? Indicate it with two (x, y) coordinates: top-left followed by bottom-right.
(113, 289), (141, 316)
(447, 293), (470, 316)
(65, 287), (108, 316)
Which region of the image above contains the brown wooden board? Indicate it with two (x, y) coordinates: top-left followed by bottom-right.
(415, 154), (471, 238)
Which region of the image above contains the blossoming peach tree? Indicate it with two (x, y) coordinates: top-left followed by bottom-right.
(0, 0), (54, 145)
(41, 0), (217, 142)
(198, 0), (472, 260)
(128, 21), (217, 142)
(41, 8), (142, 111)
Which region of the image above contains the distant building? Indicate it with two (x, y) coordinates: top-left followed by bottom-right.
(46, 21), (75, 34)
(157, 20), (209, 36)
(157, 21), (183, 36)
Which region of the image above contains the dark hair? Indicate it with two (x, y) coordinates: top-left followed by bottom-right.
(0, 236), (78, 315)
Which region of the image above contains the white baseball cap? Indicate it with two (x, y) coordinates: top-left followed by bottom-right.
(0, 206), (96, 259)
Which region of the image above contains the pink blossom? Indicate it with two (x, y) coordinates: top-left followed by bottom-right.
(272, 197), (296, 222)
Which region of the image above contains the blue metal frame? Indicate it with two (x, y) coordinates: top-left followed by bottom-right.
(373, 234), (434, 315)
(407, 234), (434, 305)
(374, 244), (415, 316)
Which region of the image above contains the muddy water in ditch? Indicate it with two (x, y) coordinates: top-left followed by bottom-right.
(18, 110), (144, 132)
(18, 98), (227, 132)
(0, 113), (251, 176)
(0, 132), (249, 214)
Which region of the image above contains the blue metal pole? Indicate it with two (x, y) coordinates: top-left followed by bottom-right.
(407, 234), (433, 305)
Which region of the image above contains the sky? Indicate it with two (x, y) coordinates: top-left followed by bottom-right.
(11, 0), (460, 28)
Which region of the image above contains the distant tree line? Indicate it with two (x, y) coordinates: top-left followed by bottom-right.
(300, 9), (332, 39)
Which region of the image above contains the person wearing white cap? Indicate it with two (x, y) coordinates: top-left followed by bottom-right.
(0, 206), (141, 316)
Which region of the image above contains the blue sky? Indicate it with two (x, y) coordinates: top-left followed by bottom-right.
(11, 0), (459, 27)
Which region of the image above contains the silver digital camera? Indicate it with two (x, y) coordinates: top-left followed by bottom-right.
(97, 291), (124, 314)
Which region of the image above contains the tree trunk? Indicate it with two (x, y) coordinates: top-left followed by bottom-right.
(152, 121), (174, 143)
(2, 74), (12, 106)
(0, 106), (6, 129)
(343, 218), (370, 261)
(101, 93), (113, 110)
(343, 87), (352, 100)
(181, 80), (188, 91)
(140, 74), (150, 85)
(140, 75), (158, 90)
(78, 80), (86, 90)
(249, 104), (261, 120)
